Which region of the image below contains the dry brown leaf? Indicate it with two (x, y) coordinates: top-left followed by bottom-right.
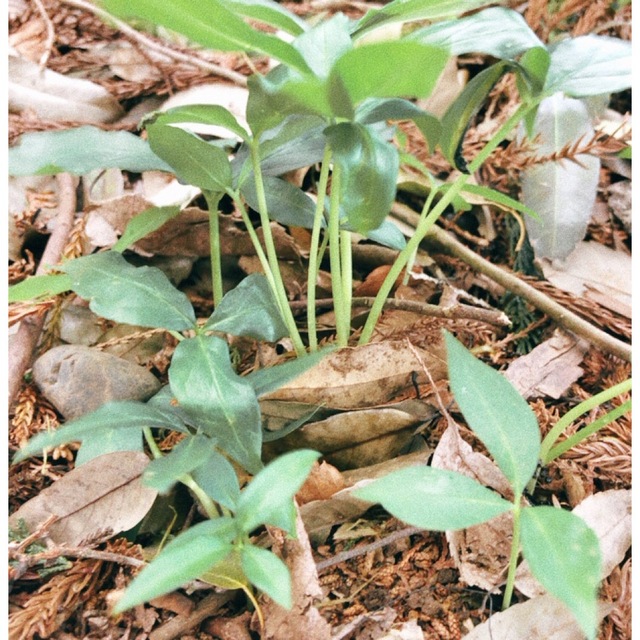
(257, 509), (332, 640)
(265, 400), (437, 469)
(9, 451), (157, 545)
(263, 340), (447, 410)
(504, 331), (587, 399)
(463, 594), (613, 640)
(296, 461), (346, 505)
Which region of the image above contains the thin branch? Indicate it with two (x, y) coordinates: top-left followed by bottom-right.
(60, 0), (248, 87)
(30, 0), (56, 68)
(10, 545), (146, 570)
(290, 296), (511, 327)
(9, 174), (78, 408)
(391, 204), (631, 362)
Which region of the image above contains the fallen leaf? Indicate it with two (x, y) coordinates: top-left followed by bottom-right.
(263, 339), (447, 410)
(296, 461), (346, 505)
(108, 43), (163, 82)
(9, 55), (124, 123)
(463, 594), (613, 640)
(9, 451), (157, 545)
(504, 331), (587, 399)
(541, 241), (632, 318)
(257, 509), (332, 640)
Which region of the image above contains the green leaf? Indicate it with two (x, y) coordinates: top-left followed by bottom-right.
(8, 273), (72, 302)
(245, 348), (333, 397)
(191, 450), (241, 510)
(408, 7), (542, 59)
(112, 518), (236, 613)
(521, 507), (601, 640)
(457, 184), (539, 219)
(325, 122), (399, 234)
(149, 104), (250, 141)
(293, 12), (352, 79)
(445, 332), (540, 494)
(364, 219), (407, 250)
(544, 35), (632, 97)
(520, 94), (600, 260)
(112, 206), (182, 253)
(9, 126), (172, 176)
(104, 0), (310, 73)
(146, 123), (232, 192)
(517, 46), (550, 101)
(330, 41), (449, 106)
(63, 252), (197, 331)
(168, 335), (263, 474)
(227, 0), (307, 36)
(440, 60), (513, 172)
(356, 98), (441, 152)
(13, 401), (187, 464)
(354, 0), (493, 38)
(235, 449), (320, 535)
(144, 434), (218, 494)
(354, 466), (512, 530)
(76, 427), (143, 466)
(204, 273), (288, 341)
(241, 545), (292, 608)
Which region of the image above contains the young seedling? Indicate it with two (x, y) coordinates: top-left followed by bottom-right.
(354, 332), (611, 639)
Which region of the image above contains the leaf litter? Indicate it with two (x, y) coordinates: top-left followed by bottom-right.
(7, 1), (631, 639)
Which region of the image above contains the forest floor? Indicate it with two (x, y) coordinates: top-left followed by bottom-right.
(8, 1), (631, 639)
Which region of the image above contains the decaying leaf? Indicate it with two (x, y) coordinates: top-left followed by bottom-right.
(515, 489), (631, 598)
(257, 509), (332, 640)
(264, 399), (437, 469)
(9, 451), (157, 545)
(463, 594), (613, 640)
(504, 331), (587, 400)
(9, 55), (124, 123)
(296, 461), (346, 505)
(541, 241), (632, 318)
(263, 340), (447, 410)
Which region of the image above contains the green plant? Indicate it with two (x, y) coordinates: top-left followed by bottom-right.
(9, 0), (631, 621)
(354, 332), (631, 639)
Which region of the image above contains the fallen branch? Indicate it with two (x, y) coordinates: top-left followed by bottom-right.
(8, 173), (78, 408)
(391, 203), (632, 362)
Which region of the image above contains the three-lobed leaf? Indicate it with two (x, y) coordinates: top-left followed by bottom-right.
(354, 466), (512, 530)
(521, 506), (601, 640)
(445, 332), (540, 494)
(63, 252), (197, 331)
(168, 335), (263, 473)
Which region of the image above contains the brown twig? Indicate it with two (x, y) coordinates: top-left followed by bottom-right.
(30, 0), (56, 68)
(391, 205), (631, 362)
(8, 173), (78, 409)
(290, 297), (511, 327)
(60, 0), (248, 86)
(10, 545), (146, 571)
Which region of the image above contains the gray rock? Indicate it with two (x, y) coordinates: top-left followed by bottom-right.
(33, 345), (161, 419)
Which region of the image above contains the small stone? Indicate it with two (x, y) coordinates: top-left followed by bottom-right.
(33, 345), (161, 419)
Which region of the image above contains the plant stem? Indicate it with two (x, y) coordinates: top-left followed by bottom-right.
(503, 497), (522, 610)
(307, 146), (332, 352)
(340, 228), (353, 332)
(327, 163), (348, 346)
(358, 103), (533, 346)
(248, 143), (306, 356)
(539, 378), (632, 463)
(204, 191), (224, 307)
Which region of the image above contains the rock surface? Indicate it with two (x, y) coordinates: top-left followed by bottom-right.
(33, 345), (161, 419)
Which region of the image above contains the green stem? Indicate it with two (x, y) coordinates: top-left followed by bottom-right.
(143, 426), (163, 459)
(546, 399), (631, 462)
(340, 228), (352, 335)
(503, 497), (522, 610)
(204, 191), (224, 307)
(539, 378), (631, 463)
(307, 146), (332, 352)
(358, 102), (534, 346)
(327, 163), (348, 346)
(247, 143), (306, 356)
